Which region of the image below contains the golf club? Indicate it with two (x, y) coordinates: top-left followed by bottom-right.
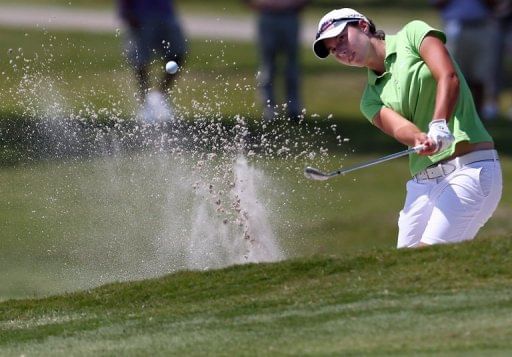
(304, 145), (425, 181)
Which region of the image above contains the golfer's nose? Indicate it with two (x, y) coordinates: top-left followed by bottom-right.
(335, 43), (348, 56)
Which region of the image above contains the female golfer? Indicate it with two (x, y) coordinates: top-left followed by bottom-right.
(313, 8), (502, 247)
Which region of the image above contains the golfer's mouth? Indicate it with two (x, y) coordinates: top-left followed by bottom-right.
(334, 51), (350, 64)
(337, 51), (354, 64)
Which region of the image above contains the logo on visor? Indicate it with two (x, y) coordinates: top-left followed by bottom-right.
(316, 15), (364, 39)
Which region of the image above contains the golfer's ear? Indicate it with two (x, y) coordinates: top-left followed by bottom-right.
(359, 20), (370, 33)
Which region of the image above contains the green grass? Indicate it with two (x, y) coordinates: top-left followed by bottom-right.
(0, 23), (425, 123)
(1, 236), (512, 355)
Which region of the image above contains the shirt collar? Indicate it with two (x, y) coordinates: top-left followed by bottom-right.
(367, 34), (397, 85)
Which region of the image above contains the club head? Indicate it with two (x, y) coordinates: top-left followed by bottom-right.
(304, 167), (330, 181)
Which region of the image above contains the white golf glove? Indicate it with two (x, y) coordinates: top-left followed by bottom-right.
(427, 119), (455, 153)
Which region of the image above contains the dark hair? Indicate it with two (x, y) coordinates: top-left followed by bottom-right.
(348, 18), (385, 40)
(368, 19), (386, 40)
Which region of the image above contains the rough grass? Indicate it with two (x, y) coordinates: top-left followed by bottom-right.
(1, 236), (512, 355)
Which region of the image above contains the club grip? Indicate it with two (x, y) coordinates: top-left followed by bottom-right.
(412, 144), (425, 153)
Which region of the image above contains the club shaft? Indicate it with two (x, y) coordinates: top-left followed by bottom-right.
(329, 146), (422, 177)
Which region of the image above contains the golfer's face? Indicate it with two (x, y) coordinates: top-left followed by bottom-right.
(324, 25), (367, 68)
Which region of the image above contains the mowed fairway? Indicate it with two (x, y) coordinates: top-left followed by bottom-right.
(2, 237), (512, 355)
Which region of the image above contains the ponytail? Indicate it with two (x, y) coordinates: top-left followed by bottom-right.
(368, 19), (385, 40)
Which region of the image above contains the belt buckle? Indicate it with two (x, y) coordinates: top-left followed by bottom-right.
(416, 157), (467, 182)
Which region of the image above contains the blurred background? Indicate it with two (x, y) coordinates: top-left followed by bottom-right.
(0, 0), (510, 300)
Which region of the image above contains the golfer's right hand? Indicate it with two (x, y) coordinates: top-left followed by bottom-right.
(427, 119), (455, 153)
(413, 133), (437, 156)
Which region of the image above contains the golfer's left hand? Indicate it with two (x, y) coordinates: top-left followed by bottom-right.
(427, 119), (455, 153)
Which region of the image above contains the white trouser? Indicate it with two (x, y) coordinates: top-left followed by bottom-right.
(397, 150), (502, 248)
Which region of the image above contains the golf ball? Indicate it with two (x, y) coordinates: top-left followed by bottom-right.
(165, 61), (179, 74)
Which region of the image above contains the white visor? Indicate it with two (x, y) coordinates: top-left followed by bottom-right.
(313, 8), (369, 59)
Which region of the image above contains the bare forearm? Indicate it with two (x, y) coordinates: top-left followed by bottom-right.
(432, 73), (459, 121)
(392, 122), (425, 147)
(374, 107), (423, 147)
(419, 36), (460, 122)
(374, 107), (438, 155)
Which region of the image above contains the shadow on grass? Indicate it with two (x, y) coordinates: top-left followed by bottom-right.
(253, 113), (512, 157)
(312, 115), (512, 156)
(1, 111), (510, 167)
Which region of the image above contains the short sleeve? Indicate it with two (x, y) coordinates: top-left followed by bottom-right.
(360, 84), (383, 124)
(403, 20), (446, 55)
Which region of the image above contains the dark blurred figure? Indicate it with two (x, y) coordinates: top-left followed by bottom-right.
(117, 0), (187, 122)
(430, 0), (495, 120)
(244, 0), (310, 122)
(487, 0), (512, 119)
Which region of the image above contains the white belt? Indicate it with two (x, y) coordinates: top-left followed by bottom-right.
(414, 149), (498, 181)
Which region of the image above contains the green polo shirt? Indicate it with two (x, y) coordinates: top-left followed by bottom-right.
(360, 20), (492, 176)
